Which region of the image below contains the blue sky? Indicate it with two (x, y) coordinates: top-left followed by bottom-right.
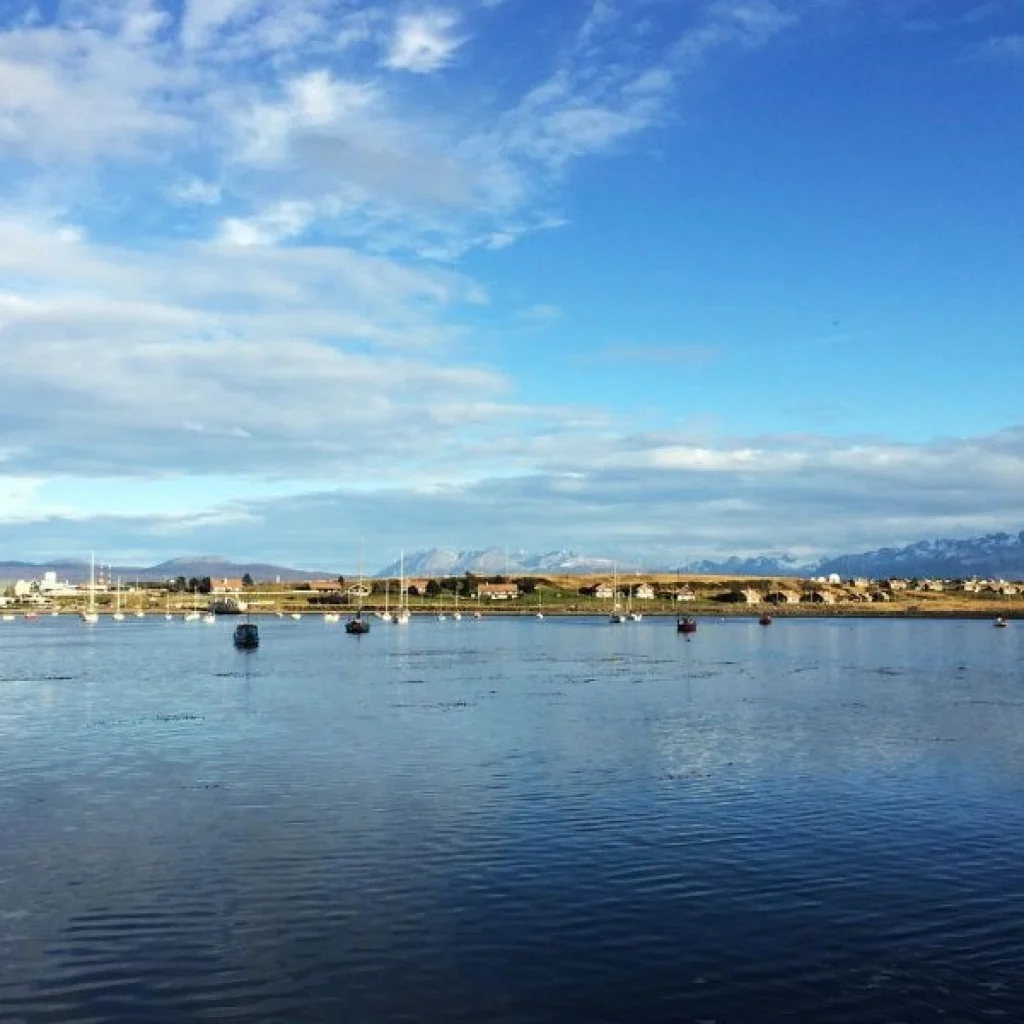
(0, 0), (1022, 571)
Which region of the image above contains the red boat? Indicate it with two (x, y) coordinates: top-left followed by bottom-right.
(676, 616), (697, 634)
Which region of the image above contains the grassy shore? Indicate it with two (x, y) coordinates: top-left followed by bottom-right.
(15, 576), (1024, 620)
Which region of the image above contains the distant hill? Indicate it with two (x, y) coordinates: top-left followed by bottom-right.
(0, 556), (332, 583)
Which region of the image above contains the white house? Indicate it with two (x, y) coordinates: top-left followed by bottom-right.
(634, 583), (656, 600)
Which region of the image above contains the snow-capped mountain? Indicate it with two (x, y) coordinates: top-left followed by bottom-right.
(373, 531), (1024, 580)
(680, 555), (810, 577)
(374, 548), (641, 577)
(815, 531), (1024, 579)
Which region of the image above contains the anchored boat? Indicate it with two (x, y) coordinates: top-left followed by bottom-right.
(233, 622), (259, 649)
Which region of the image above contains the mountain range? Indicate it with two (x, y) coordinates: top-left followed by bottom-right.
(0, 556), (331, 584)
(381, 532), (1024, 580)
(3, 530), (1024, 584)
(374, 548), (638, 578)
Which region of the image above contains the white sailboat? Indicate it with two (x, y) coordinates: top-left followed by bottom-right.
(627, 582), (642, 622)
(452, 584), (461, 621)
(80, 552), (100, 624)
(135, 587), (145, 618)
(165, 594), (173, 621)
(345, 540), (371, 634)
(112, 578), (126, 621)
(609, 563), (626, 624)
(380, 578), (393, 622)
(323, 611), (340, 623)
(394, 551), (410, 625)
(184, 588), (201, 622)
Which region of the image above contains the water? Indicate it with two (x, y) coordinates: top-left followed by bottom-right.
(1, 615), (1023, 1022)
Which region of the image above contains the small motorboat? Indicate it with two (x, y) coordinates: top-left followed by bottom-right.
(323, 612), (340, 623)
(345, 613), (370, 635)
(233, 622), (259, 649)
(995, 617), (1008, 628)
(290, 613), (302, 621)
(759, 612), (773, 626)
(677, 616), (698, 634)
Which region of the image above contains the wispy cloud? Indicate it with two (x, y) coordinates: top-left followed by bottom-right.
(384, 9), (465, 73)
(974, 33), (1024, 59)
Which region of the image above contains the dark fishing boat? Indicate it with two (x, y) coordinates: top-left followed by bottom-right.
(345, 612), (370, 635)
(677, 616), (697, 634)
(233, 622), (259, 649)
(759, 612), (773, 626)
(995, 617), (1008, 628)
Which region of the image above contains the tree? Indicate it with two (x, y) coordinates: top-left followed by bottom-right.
(242, 573), (254, 587)
(425, 579), (442, 597)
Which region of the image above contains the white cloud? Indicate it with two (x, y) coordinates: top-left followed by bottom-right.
(217, 200), (315, 246)
(172, 178), (223, 205)
(384, 9), (464, 73)
(179, 0), (256, 52)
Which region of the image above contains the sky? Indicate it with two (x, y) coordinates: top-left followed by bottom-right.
(0, 0), (1022, 572)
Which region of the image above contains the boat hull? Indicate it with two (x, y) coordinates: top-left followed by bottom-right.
(233, 624), (259, 649)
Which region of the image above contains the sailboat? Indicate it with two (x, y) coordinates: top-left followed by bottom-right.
(134, 586), (145, 618)
(80, 552), (100, 624)
(452, 584), (462, 621)
(394, 552), (410, 625)
(233, 607), (259, 649)
(112, 578), (126, 621)
(627, 583), (642, 622)
(184, 587), (201, 622)
(323, 609), (340, 623)
(609, 563), (626, 623)
(165, 594), (173, 621)
(380, 578), (393, 623)
(535, 588), (544, 619)
(346, 542), (371, 634)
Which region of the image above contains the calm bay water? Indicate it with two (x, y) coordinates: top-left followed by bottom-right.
(1, 615), (1023, 1022)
